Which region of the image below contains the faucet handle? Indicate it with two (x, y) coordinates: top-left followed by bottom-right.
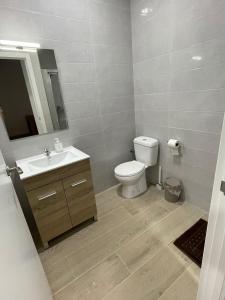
(44, 148), (51, 156)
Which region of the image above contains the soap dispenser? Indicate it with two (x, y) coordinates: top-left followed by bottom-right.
(54, 138), (63, 153)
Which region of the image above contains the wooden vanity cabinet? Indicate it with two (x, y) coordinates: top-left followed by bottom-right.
(26, 180), (72, 243)
(22, 159), (97, 246)
(63, 170), (96, 227)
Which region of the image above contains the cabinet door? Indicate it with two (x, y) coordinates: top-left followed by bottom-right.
(63, 170), (97, 227)
(27, 181), (72, 243)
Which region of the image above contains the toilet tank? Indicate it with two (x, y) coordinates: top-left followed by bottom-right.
(134, 136), (158, 167)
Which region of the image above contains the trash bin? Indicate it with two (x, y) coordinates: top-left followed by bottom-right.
(164, 177), (182, 202)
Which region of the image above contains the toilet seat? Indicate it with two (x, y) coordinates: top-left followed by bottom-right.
(115, 161), (145, 177)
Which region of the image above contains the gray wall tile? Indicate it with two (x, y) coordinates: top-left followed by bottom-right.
(1, 0), (224, 211)
(0, 0), (134, 193)
(168, 90), (225, 112)
(173, 11), (225, 51)
(59, 63), (96, 83)
(62, 83), (98, 102)
(131, 0), (225, 210)
(168, 111), (223, 134)
(168, 128), (221, 154)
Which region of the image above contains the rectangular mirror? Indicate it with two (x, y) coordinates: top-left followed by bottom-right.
(0, 48), (68, 140)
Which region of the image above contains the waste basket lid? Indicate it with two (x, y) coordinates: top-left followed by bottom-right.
(165, 177), (181, 187)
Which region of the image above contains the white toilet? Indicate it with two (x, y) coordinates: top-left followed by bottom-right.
(114, 136), (159, 198)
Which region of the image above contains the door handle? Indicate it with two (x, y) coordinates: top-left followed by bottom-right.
(220, 181), (225, 195)
(6, 166), (23, 176)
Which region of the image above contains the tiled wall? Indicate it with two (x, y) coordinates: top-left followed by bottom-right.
(0, 0), (135, 193)
(1, 0), (224, 210)
(131, 0), (225, 210)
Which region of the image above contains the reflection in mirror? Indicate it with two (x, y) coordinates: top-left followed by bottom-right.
(0, 47), (68, 140)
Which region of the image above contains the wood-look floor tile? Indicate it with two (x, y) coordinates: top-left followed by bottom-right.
(157, 198), (183, 212)
(67, 231), (122, 281)
(66, 200), (169, 281)
(111, 201), (170, 248)
(54, 254), (130, 300)
(117, 203), (204, 272)
(41, 207), (131, 269)
(158, 267), (199, 300)
(45, 257), (74, 294)
(119, 187), (160, 216)
(102, 246), (188, 300)
(96, 195), (122, 218)
(117, 233), (164, 273)
(187, 263), (201, 282)
(44, 201), (169, 293)
(40, 186), (205, 300)
(70, 207), (131, 244)
(97, 185), (167, 217)
(95, 186), (122, 202)
(150, 203), (204, 243)
(202, 212), (209, 221)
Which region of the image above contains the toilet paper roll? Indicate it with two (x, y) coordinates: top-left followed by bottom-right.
(168, 139), (180, 156)
(168, 139), (180, 149)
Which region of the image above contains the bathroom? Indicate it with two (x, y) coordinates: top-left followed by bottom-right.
(0, 0), (225, 299)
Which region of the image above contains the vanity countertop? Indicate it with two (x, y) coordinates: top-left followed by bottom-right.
(16, 146), (90, 180)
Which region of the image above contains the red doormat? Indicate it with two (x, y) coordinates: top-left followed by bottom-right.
(174, 219), (208, 267)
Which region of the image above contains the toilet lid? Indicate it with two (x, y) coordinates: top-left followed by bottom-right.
(115, 161), (145, 177)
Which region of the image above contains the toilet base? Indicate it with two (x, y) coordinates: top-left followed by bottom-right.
(121, 172), (147, 198)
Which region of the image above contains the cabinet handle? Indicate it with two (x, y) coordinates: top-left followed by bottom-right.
(71, 179), (87, 187)
(38, 191), (57, 201)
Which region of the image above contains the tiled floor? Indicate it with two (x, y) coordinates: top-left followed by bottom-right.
(40, 185), (206, 300)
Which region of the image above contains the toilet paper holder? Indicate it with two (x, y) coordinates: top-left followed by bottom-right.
(167, 139), (181, 156)
(167, 139), (181, 147)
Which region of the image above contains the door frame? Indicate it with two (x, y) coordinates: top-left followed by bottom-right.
(198, 113), (225, 299)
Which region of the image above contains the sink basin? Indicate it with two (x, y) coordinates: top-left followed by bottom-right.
(16, 146), (90, 179)
(28, 151), (77, 170)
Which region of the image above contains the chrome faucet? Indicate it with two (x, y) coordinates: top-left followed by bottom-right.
(44, 148), (51, 158)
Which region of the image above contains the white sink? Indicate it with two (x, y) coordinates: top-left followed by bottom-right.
(16, 146), (90, 179)
(28, 151), (77, 170)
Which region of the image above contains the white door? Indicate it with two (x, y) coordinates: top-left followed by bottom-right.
(0, 150), (52, 300)
(198, 113), (225, 300)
